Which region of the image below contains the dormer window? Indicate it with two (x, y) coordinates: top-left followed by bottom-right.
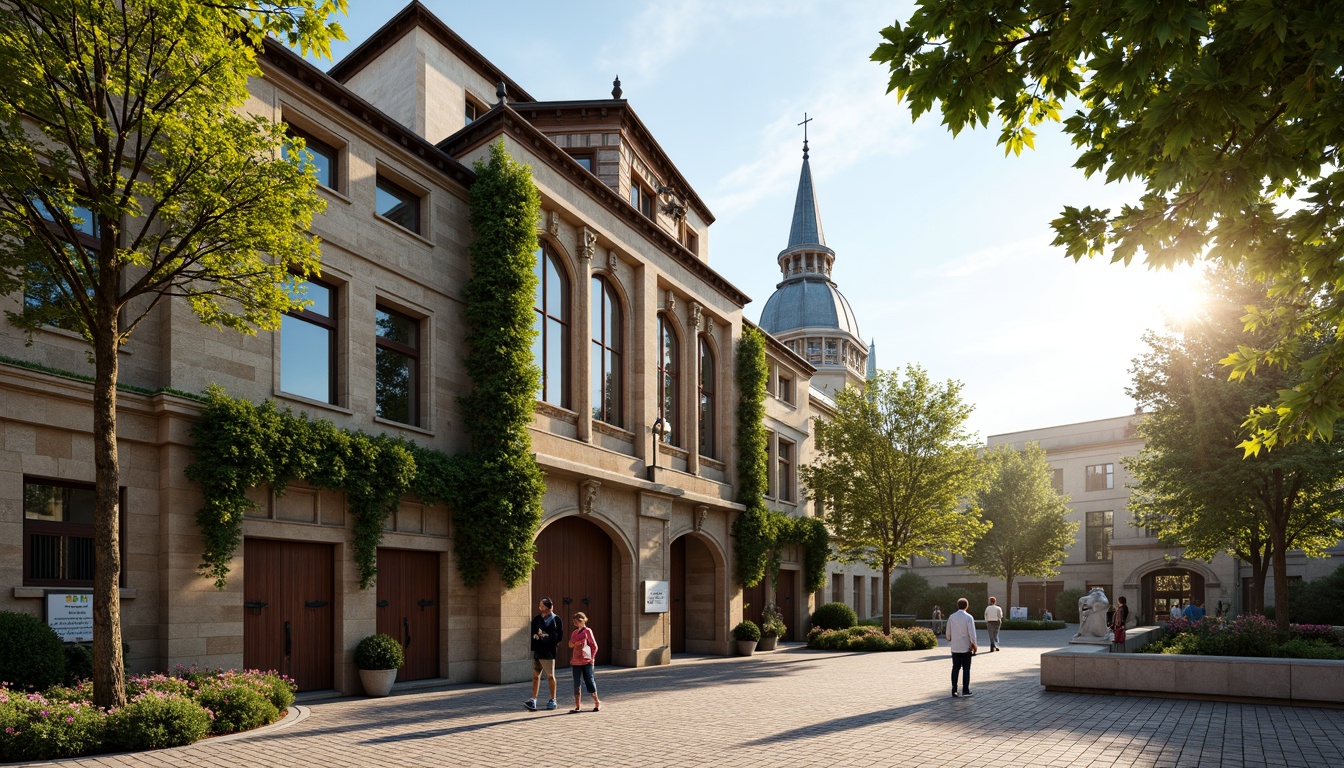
(630, 178), (653, 220)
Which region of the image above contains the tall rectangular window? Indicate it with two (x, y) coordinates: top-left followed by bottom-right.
(698, 337), (716, 457)
(777, 373), (794, 404)
(26, 199), (99, 332)
(1086, 511), (1114, 562)
(283, 129), (337, 189)
(765, 430), (776, 498)
(375, 305), (419, 425)
(630, 179), (653, 219)
(1050, 467), (1064, 493)
(280, 278), (337, 404)
(778, 438), (794, 502)
(376, 175), (421, 234)
(590, 276), (622, 426)
(24, 478), (96, 586)
(1085, 463), (1114, 491)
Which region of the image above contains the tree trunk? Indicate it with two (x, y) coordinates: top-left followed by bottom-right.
(1267, 470), (1291, 631)
(881, 557), (893, 635)
(1248, 557), (1269, 615)
(91, 309), (126, 709)
(1004, 571), (1014, 619)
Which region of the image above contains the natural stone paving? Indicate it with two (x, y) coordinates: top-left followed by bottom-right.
(30, 628), (1344, 768)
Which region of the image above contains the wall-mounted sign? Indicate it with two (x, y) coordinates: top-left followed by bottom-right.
(644, 580), (669, 613)
(46, 591), (94, 642)
(1010, 606), (1028, 620)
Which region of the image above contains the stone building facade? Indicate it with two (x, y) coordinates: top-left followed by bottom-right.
(0, 2), (843, 694)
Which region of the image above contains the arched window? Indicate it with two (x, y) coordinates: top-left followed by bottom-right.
(590, 276), (622, 426)
(698, 336), (716, 457)
(532, 245), (570, 407)
(657, 314), (679, 446)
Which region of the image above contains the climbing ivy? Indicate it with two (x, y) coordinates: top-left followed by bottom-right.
(186, 387), (415, 589)
(453, 139), (546, 589)
(729, 325), (830, 593)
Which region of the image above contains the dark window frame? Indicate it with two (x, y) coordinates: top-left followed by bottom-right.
(1085, 463), (1115, 492)
(698, 336), (716, 458)
(281, 276), (338, 404)
(657, 314), (679, 446)
(1086, 510), (1114, 562)
(590, 275), (623, 427)
(283, 127), (338, 190)
(375, 303), (421, 426)
(22, 477), (124, 588)
(534, 245), (571, 408)
(631, 178), (654, 220)
(375, 174), (422, 234)
(777, 437), (795, 503)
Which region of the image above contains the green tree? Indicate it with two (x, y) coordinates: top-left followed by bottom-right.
(965, 443), (1077, 612)
(801, 366), (987, 635)
(0, 0), (345, 708)
(1126, 268), (1344, 626)
(873, 1), (1344, 453)
(453, 139), (545, 589)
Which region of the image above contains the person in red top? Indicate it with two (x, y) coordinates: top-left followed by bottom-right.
(567, 611), (601, 712)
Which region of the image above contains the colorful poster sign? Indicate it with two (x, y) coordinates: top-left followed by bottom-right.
(46, 592), (94, 642)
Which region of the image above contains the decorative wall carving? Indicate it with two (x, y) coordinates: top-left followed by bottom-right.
(549, 210), (561, 235)
(691, 302), (703, 332)
(580, 226), (597, 262)
(694, 504), (709, 532)
(579, 479), (602, 515)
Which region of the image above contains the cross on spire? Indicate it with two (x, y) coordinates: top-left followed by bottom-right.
(798, 112), (813, 158)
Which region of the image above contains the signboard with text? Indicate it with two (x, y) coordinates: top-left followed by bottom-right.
(644, 580), (670, 613)
(46, 592), (94, 642)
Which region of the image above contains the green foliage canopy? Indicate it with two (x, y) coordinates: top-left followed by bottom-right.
(965, 443), (1077, 608)
(874, 0), (1344, 452)
(801, 366), (986, 634)
(1126, 267), (1344, 624)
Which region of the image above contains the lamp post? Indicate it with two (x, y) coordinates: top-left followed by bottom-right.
(648, 416), (669, 481)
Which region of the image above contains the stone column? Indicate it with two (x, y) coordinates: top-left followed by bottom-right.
(575, 225), (596, 442)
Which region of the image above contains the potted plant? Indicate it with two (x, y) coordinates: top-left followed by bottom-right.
(354, 633), (404, 697)
(759, 602), (787, 651)
(733, 620), (761, 656)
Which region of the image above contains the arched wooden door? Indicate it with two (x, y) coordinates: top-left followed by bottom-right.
(532, 516), (613, 667)
(1144, 568), (1206, 624)
(671, 536), (686, 653)
(670, 535), (717, 653)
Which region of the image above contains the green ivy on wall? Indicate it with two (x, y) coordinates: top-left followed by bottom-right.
(730, 326), (830, 593)
(186, 388), (415, 589)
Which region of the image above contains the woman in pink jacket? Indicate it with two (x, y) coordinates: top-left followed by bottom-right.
(567, 611), (601, 712)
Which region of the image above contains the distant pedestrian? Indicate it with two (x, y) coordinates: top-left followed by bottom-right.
(525, 597), (563, 711)
(945, 597), (978, 698)
(568, 611), (601, 712)
(1169, 602), (1183, 621)
(1111, 596), (1129, 645)
(932, 605), (944, 635)
(1182, 600), (1206, 621)
(984, 597), (1004, 651)
(1042, 608), (1053, 621)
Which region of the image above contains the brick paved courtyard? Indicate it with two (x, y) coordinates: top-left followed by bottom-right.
(34, 628), (1344, 768)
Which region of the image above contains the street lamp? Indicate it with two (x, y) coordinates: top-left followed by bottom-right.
(648, 416), (669, 481)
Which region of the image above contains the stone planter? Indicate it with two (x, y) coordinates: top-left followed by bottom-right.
(736, 639), (758, 656)
(358, 668), (398, 697)
(758, 636), (778, 651)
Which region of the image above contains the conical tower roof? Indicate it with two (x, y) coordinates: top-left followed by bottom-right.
(786, 144), (826, 249)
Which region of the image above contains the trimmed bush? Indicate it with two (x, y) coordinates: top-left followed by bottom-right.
(0, 611), (67, 691)
(908, 626), (939, 650)
(64, 643), (94, 684)
(806, 625), (932, 653)
(1287, 564), (1344, 626)
(194, 679), (279, 734)
(354, 633), (405, 670)
(810, 602), (858, 631)
(1274, 637), (1344, 660)
(1056, 588), (1086, 624)
(733, 620), (761, 642)
(106, 692), (210, 751)
(0, 690), (106, 762)
(891, 572), (932, 615)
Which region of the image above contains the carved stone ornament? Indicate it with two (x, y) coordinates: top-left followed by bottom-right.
(580, 227), (597, 262)
(607, 249), (618, 272)
(664, 291), (676, 313)
(690, 302), (703, 332)
(549, 210), (561, 236)
(694, 504), (709, 532)
(579, 479), (602, 515)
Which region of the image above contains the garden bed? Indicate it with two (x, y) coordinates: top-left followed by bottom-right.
(807, 625), (939, 652)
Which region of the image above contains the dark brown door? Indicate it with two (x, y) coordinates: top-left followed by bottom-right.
(670, 536), (686, 653)
(743, 582), (765, 628)
(532, 516), (612, 667)
(776, 572), (796, 641)
(376, 549), (440, 681)
(243, 539), (334, 691)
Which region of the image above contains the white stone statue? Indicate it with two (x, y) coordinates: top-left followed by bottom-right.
(1074, 587), (1111, 640)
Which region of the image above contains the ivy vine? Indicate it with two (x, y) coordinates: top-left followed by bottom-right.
(729, 325), (830, 593)
(186, 387), (415, 589)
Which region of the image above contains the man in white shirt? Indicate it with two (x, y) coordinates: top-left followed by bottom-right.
(984, 596), (1004, 652)
(1169, 602), (1183, 621)
(945, 597), (978, 697)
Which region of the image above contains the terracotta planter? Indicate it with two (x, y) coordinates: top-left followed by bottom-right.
(359, 668), (398, 697)
(758, 635), (778, 651)
(736, 639), (758, 656)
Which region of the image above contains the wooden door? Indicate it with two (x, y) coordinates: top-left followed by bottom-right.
(243, 539), (334, 691)
(670, 536), (686, 653)
(532, 516), (612, 667)
(376, 549), (440, 681)
(743, 582), (765, 628)
(775, 572), (797, 641)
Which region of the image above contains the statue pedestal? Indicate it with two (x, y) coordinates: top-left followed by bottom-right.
(1068, 636), (1112, 646)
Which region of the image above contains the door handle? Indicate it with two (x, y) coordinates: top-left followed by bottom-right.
(376, 600), (390, 608)
(403, 616), (411, 648)
(417, 599), (434, 609)
(284, 620), (292, 657)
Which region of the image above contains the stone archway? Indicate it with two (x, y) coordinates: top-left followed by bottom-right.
(670, 532), (725, 654)
(532, 516), (615, 667)
(1142, 568), (1206, 624)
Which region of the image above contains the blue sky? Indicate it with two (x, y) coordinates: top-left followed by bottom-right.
(321, 1), (1203, 440)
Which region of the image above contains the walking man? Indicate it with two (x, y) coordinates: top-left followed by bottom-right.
(525, 597), (563, 711)
(945, 597), (978, 697)
(984, 596), (1004, 651)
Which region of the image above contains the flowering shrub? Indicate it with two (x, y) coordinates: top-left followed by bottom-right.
(1140, 614), (1344, 659)
(0, 667), (293, 760)
(807, 625), (935, 652)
